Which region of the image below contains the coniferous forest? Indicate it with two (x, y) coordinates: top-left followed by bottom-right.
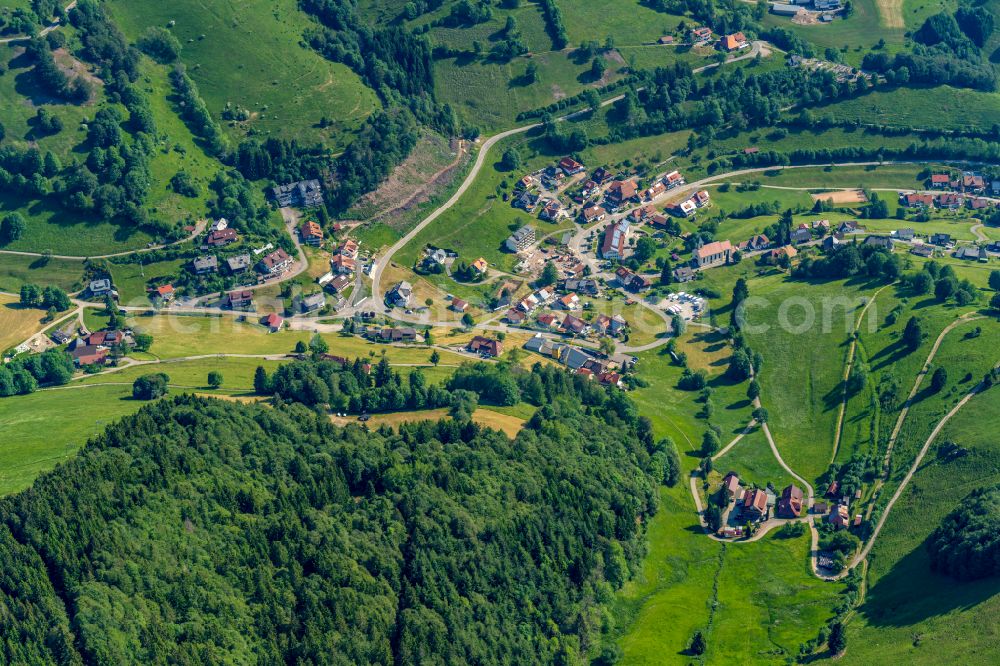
(0, 366), (666, 664)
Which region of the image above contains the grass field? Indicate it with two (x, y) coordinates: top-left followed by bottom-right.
(803, 86), (1000, 133)
(331, 406), (526, 438)
(714, 163), (928, 190)
(0, 294), (46, 351)
(0, 254), (85, 292)
(106, 0), (379, 147)
(108, 258), (187, 306)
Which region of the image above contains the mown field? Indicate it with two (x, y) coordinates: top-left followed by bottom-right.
(0, 254), (85, 292)
(0, 293), (46, 352)
(106, 0), (379, 147)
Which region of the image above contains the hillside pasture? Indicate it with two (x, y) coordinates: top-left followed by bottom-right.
(0, 294), (47, 352)
(106, 0), (379, 147)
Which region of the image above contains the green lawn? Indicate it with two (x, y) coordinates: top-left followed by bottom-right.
(714, 163), (928, 190)
(106, 0), (379, 147)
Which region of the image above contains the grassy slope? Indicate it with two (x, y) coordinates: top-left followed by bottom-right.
(0, 254), (85, 292)
(0, 293), (47, 351)
(106, 0), (379, 147)
(848, 386), (1000, 664)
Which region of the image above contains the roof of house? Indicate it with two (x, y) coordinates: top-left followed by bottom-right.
(607, 179), (638, 200)
(263, 313), (283, 328)
(931, 174), (950, 183)
(722, 32), (746, 49)
(261, 249), (291, 270)
(743, 488), (768, 512)
(299, 220), (323, 239)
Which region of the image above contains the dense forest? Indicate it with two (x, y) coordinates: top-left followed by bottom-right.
(0, 363), (678, 664)
(927, 484), (1000, 581)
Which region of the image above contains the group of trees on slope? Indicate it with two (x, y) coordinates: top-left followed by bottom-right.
(0, 361), (682, 664)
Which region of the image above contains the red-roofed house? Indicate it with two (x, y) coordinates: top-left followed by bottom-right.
(299, 220), (324, 246)
(776, 484), (803, 518)
(721, 32), (749, 51)
(930, 174), (950, 188)
(559, 156), (585, 175)
(468, 335), (503, 357)
(262, 313), (284, 332)
(155, 284), (175, 301)
(605, 180), (638, 207)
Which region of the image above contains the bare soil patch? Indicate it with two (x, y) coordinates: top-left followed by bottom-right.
(810, 189), (867, 204)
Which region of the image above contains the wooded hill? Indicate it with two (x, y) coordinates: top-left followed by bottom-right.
(0, 367), (666, 664)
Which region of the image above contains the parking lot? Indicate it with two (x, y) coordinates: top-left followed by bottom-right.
(657, 291), (707, 320)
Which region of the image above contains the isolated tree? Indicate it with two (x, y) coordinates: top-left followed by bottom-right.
(524, 60), (538, 83)
(462, 312), (475, 327)
(590, 55), (606, 80)
(540, 261), (559, 286)
(0, 212), (26, 245)
(910, 270), (933, 295)
(671, 314), (686, 337)
(253, 366), (270, 394)
(732, 277), (749, 308)
(429, 349), (441, 366)
(294, 340), (307, 354)
(690, 630), (707, 655)
(930, 367), (947, 393)
(634, 235), (656, 263)
(989, 269), (1000, 292)
(500, 147), (521, 171)
(846, 362), (868, 394)
(660, 259), (673, 285)
(132, 373), (169, 400)
(747, 379), (760, 401)
(661, 438), (681, 487)
(752, 407), (768, 423)
(702, 430), (720, 456)
(991, 292), (1000, 311)
(207, 371), (223, 389)
(902, 316), (924, 352)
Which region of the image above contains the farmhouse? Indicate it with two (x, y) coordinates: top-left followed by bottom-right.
(259, 249), (293, 275)
(770, 3), (803, 15)
(910, 244), (934, 258)
(776, 484), (803, 518)
(298, 220), (323, 246)
(468, 335), (503, 357)
(192, 255), (218, 275)
(71, 345), (110, 367)
(930, 233), (952, 246)
(449, 298), (468, 313)
(271, 179), (323, 208)
(863, 235), (894, 250)
(694, 240), (733, 268)
(472, 257), (489, 274)
(600, 219), (630, 260)
(506, 225), (536, 252)
(767, 245), (798, 264)
(722, 472), (741, 499)
(893, 228), (915, 241)
(720, 32), (749, 51)
(791, 228), (812, 244)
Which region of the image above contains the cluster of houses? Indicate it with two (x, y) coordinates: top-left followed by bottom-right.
(901, 172), (997, 210)
(318, 239), (362, 299)
(717, 472), (805, 538)
(524, 334), (636, 386)
(66, 327), (136, 368)
(683, 27), (749, 51)
(192, 219), (296, 287)
(815, 480), (864, 531)
(512, 156), (587, 223)
(501, 280), (632, 342)
(668, 188), (711, 218)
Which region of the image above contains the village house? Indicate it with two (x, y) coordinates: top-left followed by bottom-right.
(591, 166), (613, 184)
(645, 181), (666, 200)
(930, 233), (952, 246)
(937, 193), (963, 210)
(192, 255), (218, 275)
(556, 293), (580, 310)
(336, 239), (360, 259)
(227, 290), (254, 310)
(605, 180), (639, 208)
(295, 292), (326, 314)
(561, 314), (589, 336)
(864, 235), (894, 250)
(226, 253), (252, 274)
(893, 228), (915, 241)
(601, 219), (630, 260)
(603, 314), (628, 337)
(836, 220), (861, 234)
(722, 472), (741, 500)
(930, 173), (950, 188)
(720, 32), (749, 51)
(968, 197), (991, 210)
(672, 266), (695, 283)
(506, 225), (536, 253)
(742, 488), (769, 520)
(514, 189), (540, 212)
(259, 248), (293, 275)
(829, 504), (851, 530)
(962, 172), (985, 193)
(540, 199), (564, 221)
(541, 166), (565, 189)
(955, 245), (985, 261)
(581, 205), (607, 223)
(206, 228), (239, 247)
(298, 220), (324, 246)
(910, 244), (934, 258)
(71, 345), (110, 367)
(902, 192), (935, 208)
(767, 245), (798, 265)
(271, 179), (324, 207)
(386, 281), (413, 308)
(738, 234), (770, 252)
(472, 257), (489, 275)
(664, 170), (685, 190)
(615, 266), (650, 292)
(468, 335), (503, 357)
(791, 227), (812, 245)
(326, 274), (352, 294)
(505, 309), (526, 324)
(689, 26), (713, 43)
(88, 278), (114, 297)
(449, 298), (468, 313)
(693, 190), (711, 208)
(776, 484), (803, 518)
(822, 235), (842, 251)
(331, 254), (356, 275)
(153, 284), (175, 302)
(536, 313), (559, 329)
(670, 198), (697, 218)
(210, 218), (228, 232)
(373, 327), (418, 343)
(262, 313), (284, 333)
(694, 240), (733, 268)
(559, 156), (585, 175)
(658, 35), (674, 44)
